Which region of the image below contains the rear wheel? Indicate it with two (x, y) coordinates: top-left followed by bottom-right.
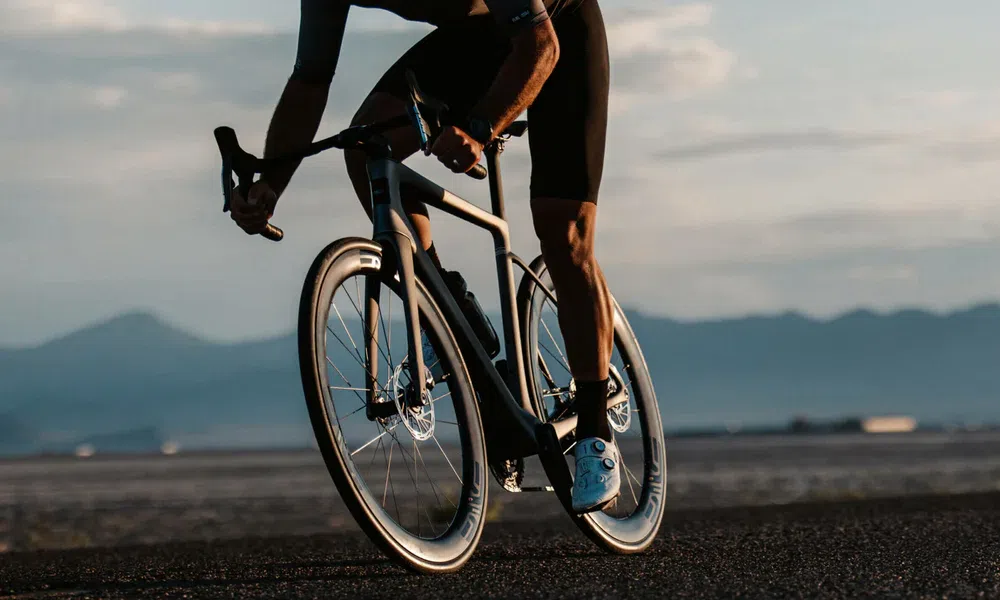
(518, 256), (666, 553)
(299, 238), (488, 573)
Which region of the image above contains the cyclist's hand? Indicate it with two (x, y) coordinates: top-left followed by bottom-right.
(230, 180), (277, 235)
(429, 126), (483, 174)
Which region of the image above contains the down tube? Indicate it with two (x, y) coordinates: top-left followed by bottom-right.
(388, 161), (534, 416)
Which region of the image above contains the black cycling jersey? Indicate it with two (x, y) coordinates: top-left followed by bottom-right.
(292, 0), (574, 85)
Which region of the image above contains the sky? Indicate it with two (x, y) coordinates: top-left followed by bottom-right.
(2, 0), (999, 346)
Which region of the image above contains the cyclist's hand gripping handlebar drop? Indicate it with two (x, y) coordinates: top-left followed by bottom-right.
(230, 181), (278, 236)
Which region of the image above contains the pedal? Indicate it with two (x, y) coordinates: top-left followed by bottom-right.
(519, 486), (555, 493)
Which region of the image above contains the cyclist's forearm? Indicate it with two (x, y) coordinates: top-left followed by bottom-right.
(261, 78), (330, 198)
(471, 22), (559, 139)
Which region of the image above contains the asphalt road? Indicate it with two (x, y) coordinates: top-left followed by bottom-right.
(2, 492), (998, 599)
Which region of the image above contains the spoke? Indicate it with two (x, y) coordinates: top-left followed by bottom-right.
(379, 290), (394, 369)
(329, 385), (370, 392)
(622, 458), (639, 506)
(325, 356), (366, 407)
(355, 276), (363, 318)
(539, 343), (571, 377)
(537, 353), (559, 394)
(352, 427), (393, 457)
(364, 435), (384, 482)
(413, 441), (456, 519)
(392, 429), (457, 513)
(436, 419), (459, 425)
(382, 441), (394, 508)
(331, 300), (364, 365)
(563, 440), (578, 455)
(345, 278), (365, 320)
(336, 404), (367, 427)
(539, 317), (571, 373)
(326, 327), (368, 373)
(431, 435), (463, 485)
(383, 428), (437, 530)
(622, 460), (643, 492)
(430, 391), (452, 404)
(360, 284), (393, 372)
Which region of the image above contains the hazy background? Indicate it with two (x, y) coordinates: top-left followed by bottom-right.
(2, 0), (1000, 454)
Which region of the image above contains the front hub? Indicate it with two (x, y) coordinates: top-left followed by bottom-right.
(390, 361), (435, 441)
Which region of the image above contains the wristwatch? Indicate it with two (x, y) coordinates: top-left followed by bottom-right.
(463, 115), (494, 146)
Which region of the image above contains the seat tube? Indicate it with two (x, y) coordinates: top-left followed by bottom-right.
(486, 143), (533, 413)
(486, 144), (506, 220)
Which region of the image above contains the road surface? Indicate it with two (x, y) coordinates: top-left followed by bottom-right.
(3, 491), (998, 599)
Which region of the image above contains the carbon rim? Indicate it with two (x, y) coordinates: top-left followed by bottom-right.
(307, 246), (487, 567)
(524, 267), (666, 548)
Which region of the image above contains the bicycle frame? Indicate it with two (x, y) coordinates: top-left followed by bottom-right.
(366, 142), (545, 459)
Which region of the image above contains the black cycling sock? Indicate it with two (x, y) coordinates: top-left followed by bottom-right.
(575, 378), (612, 443)
(425, 242), (444, 272)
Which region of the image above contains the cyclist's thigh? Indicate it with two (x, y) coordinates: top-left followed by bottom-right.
(528, 0), (610, 205)
(368, 16), (510, 119)
(350, 92), (420, 161)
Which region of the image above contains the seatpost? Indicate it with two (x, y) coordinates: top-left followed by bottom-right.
(486, 140), (506, 220)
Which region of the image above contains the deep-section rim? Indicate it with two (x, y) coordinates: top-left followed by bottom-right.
(298, 237), (488, 573)
(517, 256), (666, 553)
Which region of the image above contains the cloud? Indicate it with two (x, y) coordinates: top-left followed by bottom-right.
(606, 3), (714, 57)
(607, 3), (737, 102)
(657, 130), (904, 161)
(654, 125), (1000, 165)
(1, 0), (274, 36)
(2, 0), (127, 33)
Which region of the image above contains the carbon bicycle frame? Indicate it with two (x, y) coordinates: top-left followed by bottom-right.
(367, 140), (576, 474)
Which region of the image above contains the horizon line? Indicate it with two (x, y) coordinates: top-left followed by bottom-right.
(5, 298), (1000, 351)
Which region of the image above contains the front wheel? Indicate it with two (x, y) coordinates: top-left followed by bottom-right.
(517, 256), (667, 553)
(298, 238), (488, 573)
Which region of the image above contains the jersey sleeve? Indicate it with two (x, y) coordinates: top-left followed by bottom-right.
(290, 0), (350, 85)
(484, 0), (550, 34)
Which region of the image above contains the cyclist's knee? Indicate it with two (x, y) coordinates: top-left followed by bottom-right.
(343, 92), (418, 178)
(530, 198), (597, 268)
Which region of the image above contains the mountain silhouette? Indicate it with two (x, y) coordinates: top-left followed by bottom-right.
(1, 303), (999, 456)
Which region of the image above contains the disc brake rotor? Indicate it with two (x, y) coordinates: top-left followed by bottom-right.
(390, 362), (435, 441)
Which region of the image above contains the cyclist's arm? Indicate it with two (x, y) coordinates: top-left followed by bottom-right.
(470, 0), (559, 141)
(261, 0), (349, 198)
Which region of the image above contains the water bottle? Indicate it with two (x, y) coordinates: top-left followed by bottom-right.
(441, 270), (501, 359)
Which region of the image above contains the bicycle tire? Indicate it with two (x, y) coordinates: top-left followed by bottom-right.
(516, 255), (667, 553)
(298, 237), (489, 573)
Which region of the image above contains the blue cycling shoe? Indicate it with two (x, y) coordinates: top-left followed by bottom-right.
(571, 437), (621, 514)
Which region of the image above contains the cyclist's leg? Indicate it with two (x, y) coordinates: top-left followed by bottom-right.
(344, 93), (430, 247)
(527, 0), (613, 444)
(344, 17), (510, 258)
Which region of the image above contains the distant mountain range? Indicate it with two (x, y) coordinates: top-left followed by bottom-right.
(2, 303), (999, 456)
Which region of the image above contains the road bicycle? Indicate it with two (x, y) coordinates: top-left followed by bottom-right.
(213, 71), (666, 573)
